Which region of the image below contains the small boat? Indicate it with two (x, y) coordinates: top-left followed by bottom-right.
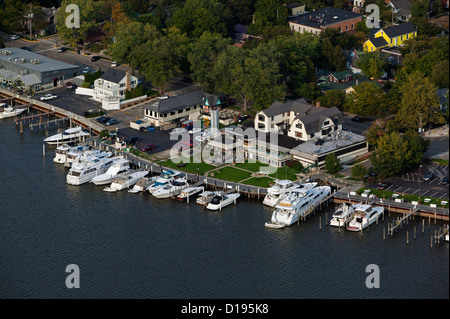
(103, 170), (149, 192)
(66, 157), (115, 185)
(346, 203), (384, 232)
(128, 176), (157, 193)
(91, 156), (130, 185)
(44, 126), (90, 145)
(196, 191), (217, 206)
(152, 178), (190, 199)
(0, 104), (27, 119)
(147, 169), (182, 194)
(206, 192), (240, 211)
(175, 186), (204, 201)
(330, 203), (355, 227)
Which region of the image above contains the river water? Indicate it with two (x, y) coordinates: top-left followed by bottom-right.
(0, 119), (448, 299)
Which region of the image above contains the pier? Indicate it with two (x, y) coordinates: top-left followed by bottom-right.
(388, 207), (419, 236)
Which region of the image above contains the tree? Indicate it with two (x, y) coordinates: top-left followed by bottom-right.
(411, 0), (429, 18)
(344, 81), (387, 118)
(324, 153), (341, 174)
(356, 52), (387, 79)
(431, 60), (450, 88)
(0, 0), (24, 32)
(370, 132), (409, 177)
(320, 37), (347, 71)
(231, 0), (255, 25)
(250, 0), (288, 34)
(315, 89), (345, 109)
(351, 163), (368, 179)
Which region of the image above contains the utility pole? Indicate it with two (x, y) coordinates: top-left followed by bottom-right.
(28, 3), (33, 40)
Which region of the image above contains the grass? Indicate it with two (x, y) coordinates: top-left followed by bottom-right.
(269, 166), (300, 181)
(234, 162), (270, 172)
(432, 159), (449, 166)
(210, 166), (253, 182)
(241, 177), (275, 188)
(158, 156), (216, 175)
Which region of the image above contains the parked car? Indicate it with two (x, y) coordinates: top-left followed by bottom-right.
(57, 47), (66, 53)
(65, 82), (73, 90)
(351, 116), (363, 122)
(170, 127), (187, 135)
(81, 67), (90, 74)
(377, 182), (391, 190)
(158, 95), (169, 100)
(20, 47), (31, 51)
(423, 173), (436, 181)
(91, 56), (100, 62)
(105, 118), (119, 126)
(40, 94), (57, 101)
(95, 116), (110, 125)
(440, 177), (449, 185)
(11, 35), (20, 40)
(111, 61), (118, 67)
(124, 136), (138, 145)
(140, 144), (156, 152)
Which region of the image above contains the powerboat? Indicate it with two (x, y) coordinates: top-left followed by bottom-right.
(66, 157), (115, 185)
(128, 176), (157, 193)
(330, 203), (355, 227)
(152, 178), (190, 199)
(147, 169), (182, 194)
(265, 186), (331, 228)
(91, 156), (130, 185)
(54, 144), (89, 164)
(175, 186), (204, 201)
(196, 191), (217, 206)
(0, 105), (27, 119)
(206, 192), (240, 211)
(67, 149), (112, 167)
(103, 170), (149, 192)
(263, 180), (317, 207)
(346, 203), (384, 232)
(44, 126), (90, 145)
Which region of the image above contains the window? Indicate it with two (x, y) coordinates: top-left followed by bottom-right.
(170, 111), (175, 116)
(406, 34), (408, 39)
(351, 23), (354, 29)
(178, 109), (183, 114)
(323, 120), (329, 126)
(296, 122), (303, 129)
(258, 114), (265, 122)
(401, 35), (403, 41)
(390, 38), (393, 44)
(296, 132), (302, 138)
(258, 123), (265, 129)
(346, 25), (348, 31)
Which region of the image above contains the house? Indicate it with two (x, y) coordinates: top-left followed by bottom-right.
(386, 0), (412, 22)
(316, 70), (371, 94)
(343, 49), (362, 74)
(352, 0), (365, 13)
(288, 7), (363, 35)
(254, 98), (344, 142)
(286, 3), (306, 17)
(437, 88), (449, 112)
(363, 22), (417, 52)
(93, 69), (138, 104)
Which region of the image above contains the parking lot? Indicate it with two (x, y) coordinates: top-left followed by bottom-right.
(367, 163), (449, 200)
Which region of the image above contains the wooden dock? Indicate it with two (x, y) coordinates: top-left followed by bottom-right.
(388, 207), (419, 236)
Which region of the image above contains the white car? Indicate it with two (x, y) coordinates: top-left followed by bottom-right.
(81, 67), (90, 74)
(40, 94), (57, 101)
(111, 61), (118, 67)
(170, 127), (187, 135)
(11, 35), (20, 40)
(158, 95), (169, 100)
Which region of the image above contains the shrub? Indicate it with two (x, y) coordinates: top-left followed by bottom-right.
(351, 163), (368, 178)
(324, 153), (341, 173)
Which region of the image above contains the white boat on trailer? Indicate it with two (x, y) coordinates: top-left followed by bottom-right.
(262, 180), (317, 207)
(103, 170), (149, 192)
(265, 186), (331, 228)
(346, 203), (384, 232)
(206, 192), (240, 211)
(175, 186), (204, 201)
(330, 203), (355, 227)
(44, 126), (90, 145)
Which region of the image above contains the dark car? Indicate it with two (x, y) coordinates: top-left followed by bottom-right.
(124, 136), (138, 145)
(377, 182), (392, 190)
(105, 118), (119, 126)
(65, 82), (74, 90)
(95, 116), (111, 124)
(423, 173), (436, 181)
(440, 177), (449, 185)
(140, 144), (156, 152)
(364, 168), (378, 179)
(20, 46), (31, 51)
(57, 47), (66, 53)
(91, 55), (100, 62)
(351, 116), (363, 122)
(314, 138), (324, 145)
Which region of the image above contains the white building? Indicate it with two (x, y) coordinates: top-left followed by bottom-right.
(93, 69), (138, 104)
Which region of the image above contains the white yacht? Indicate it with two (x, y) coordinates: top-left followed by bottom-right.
(263, 180), (317, 207)
(147, 169), (182, 194)
(346, 203), (384, 232)
(66, 157), (115, 185)
(128, 176), (157, 193)
(175, 186), (204, 201)
(152, 178), (190, 199)
(91, 156), (130, 185)
(103, 170), (149, 192)
(0, 105), (27, 119)
(44, 126), (90, 145)
(206, 192), (240, 211)
(54, 144), (89, 164)
(67, 149), (112, 167)
(330, 203), (355, 227)
(265, 186), (331, 228)
(196, 191), (217, 206)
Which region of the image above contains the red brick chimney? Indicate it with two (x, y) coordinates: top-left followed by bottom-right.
(316, 101), (321, 108)
(126, 71), (131, 91)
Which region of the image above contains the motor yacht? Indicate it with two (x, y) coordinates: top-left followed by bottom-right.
(128, 176), (157, 193)
(0, 105), (27, 119)
(44, 126), (90, 145)
(263, 180), (317, 207)
(147, 169), (182, 194)
(103, 170), (149, 192)
(330, 203), (355, 227)
(265, 186), (331, 228)
(175, 186), (204, 201)
(54, 144), (89, 164)
(206, 192), (240, 211)
(66, 149), (112, 167)
(152, 178), (190, 199)
(66, 157), (115, 185)
(196, 191), (217, 206)
(91, 156), (130, 185)
(346, 203), (384, 232)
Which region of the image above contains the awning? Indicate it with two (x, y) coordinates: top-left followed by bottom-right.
(20, 74), (41, 86)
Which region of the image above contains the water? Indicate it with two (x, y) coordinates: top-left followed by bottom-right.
(0, 119), (448, 299)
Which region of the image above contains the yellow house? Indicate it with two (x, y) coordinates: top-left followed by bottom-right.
(363, 22), (417, 52)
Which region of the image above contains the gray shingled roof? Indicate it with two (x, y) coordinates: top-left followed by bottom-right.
(145, 90), (205, 115)
(383, 22), (416, 38)
(295, 106), (343, 134)
(369, 37), (389, 48)
(288, 7), (362, 29)
(262, 98), (310, 117)
(100, 68), (127, 83)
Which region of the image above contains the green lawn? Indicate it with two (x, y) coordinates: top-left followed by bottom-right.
(242, 177), (275, 187)
(210, 166), (253, 182)
(158, 156), (216, 175)
(269, 166), (300, 181)
(234, 162), (270, 172)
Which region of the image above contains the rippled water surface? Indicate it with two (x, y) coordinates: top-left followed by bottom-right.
(0, 119), (448, 299)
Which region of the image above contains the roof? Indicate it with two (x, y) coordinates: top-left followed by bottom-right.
(382, 22), (416, 38)
(0, 47), (80, 73)
(389, 0), (412, 16)
(203, 93), (222, 108)
(294, 106), (343, 134)
(100, 68), (127, 83)
(20, 73), (41, 86)
(250, 131), (303, 150)
(234, 24), (248, 34)
(288, 7), (363, 29)
(262, 98), (310, 117)
(328, 70), (353, 81)
(286, 2), (305, 8)
(145, 90), (205, 115)
(318, 74), (372, 91)
(367, 36), (389, 48)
